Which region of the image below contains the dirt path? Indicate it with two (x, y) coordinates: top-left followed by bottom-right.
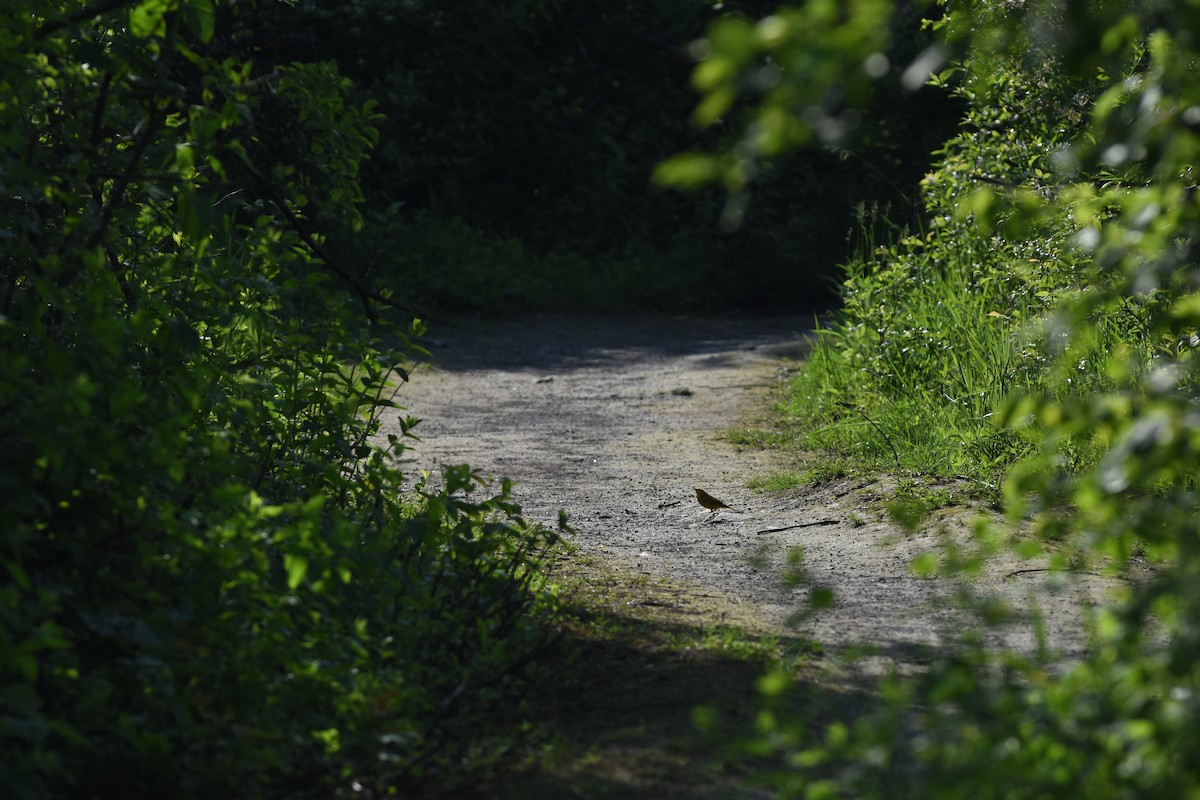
(382, 314), (1107, 675)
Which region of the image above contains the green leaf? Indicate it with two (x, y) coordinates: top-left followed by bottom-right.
(652, 153), (722, 189)
(910, 551), (940, 577)
(181, 0), (215, 43)
(693, 55), (736, 92)
(708, 17), (757, 63)
(130, 0), (174, 38)
(955, 186), (995, 229)
(284, 554), (308, 590)
(1170, 291), (1200, 321)
(888, 497), (930, 531)
(5, 560), (31, 591)
(693, 86), (735, 127)
(809, 586), (835, 610)
(757, 668), (791, 697)
(178, 191), (214, 242)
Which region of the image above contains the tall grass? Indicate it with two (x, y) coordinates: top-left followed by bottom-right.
(779, 207), (1128, 486)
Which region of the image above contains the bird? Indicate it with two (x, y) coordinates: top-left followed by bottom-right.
(694, 487), (734, 514)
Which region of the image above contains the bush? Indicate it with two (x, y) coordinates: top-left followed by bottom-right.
(669, 0), (1200, 796)
(0, 3), (561, 797)
(780, 39), (1107, 479)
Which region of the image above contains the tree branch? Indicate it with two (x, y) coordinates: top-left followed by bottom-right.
(756, 519), (840, 535)
(87, 105), (167, 250)
(264, 187), (413, 323)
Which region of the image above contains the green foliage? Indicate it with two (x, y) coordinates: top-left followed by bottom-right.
(656, 0), (892, 183)
(656, 0), (959, 245)
(674, 0), (1200, 796)
(774, 8), (1151, 482)
(782, 223), (1041, 479)
(0, 3), (561, 797)
(779, 14), (1123, 476)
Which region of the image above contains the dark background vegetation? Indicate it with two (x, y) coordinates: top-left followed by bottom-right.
(251, 0), (961, 313)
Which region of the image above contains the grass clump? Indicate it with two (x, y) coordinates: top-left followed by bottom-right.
(778, 102), (1146, 493)
(773, 42), (1166, 495)
(727, 426), (799, 449)
(747, 464), (851, 492)
(780, 216), (1050, 485)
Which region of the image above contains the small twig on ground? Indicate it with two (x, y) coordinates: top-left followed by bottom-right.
(756, 519), (839, 535)
(695, 382), (777, 390)
(1005, 567), (1105, 579)
(657, 500), (682, 509)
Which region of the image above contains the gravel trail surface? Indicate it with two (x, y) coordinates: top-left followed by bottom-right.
(384, 314), (1108, 672)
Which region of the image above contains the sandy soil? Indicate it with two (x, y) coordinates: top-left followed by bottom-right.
(381, 314), (1113, 676)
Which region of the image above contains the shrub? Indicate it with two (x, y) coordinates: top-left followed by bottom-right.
(670, 0), (1200, 796)
(0, 3), (561, 797)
